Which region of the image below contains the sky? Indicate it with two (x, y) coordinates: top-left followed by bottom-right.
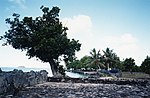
(0, 0), (150, 69)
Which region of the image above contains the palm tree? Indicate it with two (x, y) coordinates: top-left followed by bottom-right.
(102, 48), (120, 70)
(88, 48), (105, 70)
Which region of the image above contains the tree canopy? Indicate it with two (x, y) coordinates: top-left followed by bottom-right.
(102, 48), (120, 70)
(67, 48), (120, 71)
(122, 58), (136, 72)
(0, 6), (81, 76)
(140, 56), (150, 74)
(88, 48), (105, 69)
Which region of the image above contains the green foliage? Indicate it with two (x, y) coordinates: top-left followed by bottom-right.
(116, 61), (125, 71)
(67, 48), (122, 71)
(140, 56), (150, 74)
(132, 65), (141, 72)
(88, 48), (105, 70)
(66, 59), (81, 70)
(80, 56), (92, 69)
(0, 6), (81, 76)
(65, 47), (149, 74)
(102, 48), (121, 70)
(122, 58), (136, 72)
(66, 56), (91, 70)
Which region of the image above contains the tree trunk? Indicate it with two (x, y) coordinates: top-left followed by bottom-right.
(49, 59), (57, 76)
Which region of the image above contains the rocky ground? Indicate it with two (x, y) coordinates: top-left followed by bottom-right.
(5, 81), (150, 98)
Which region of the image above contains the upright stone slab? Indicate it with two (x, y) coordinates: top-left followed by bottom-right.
(0, 69), (48, 95)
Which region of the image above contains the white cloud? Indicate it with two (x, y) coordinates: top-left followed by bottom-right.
(104, 34), (138, 52)
(62, 15), (92, 35)
(62, 15), (94, 58)
(98, 33), (142, 65)
(103, 33), (137, 45)
(62, 15), (143, 65)
(8, 0), (26, 9)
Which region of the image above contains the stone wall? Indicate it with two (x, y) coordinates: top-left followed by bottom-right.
(0, 69), (48, 95)
(48, 77), (150, 86)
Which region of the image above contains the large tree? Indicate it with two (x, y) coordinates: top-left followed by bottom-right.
(0, 6), (81, 76)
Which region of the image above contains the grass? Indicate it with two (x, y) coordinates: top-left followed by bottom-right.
(121, 72), (150, 79)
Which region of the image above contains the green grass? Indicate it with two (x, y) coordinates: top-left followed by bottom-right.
(121, 72), (150, 79)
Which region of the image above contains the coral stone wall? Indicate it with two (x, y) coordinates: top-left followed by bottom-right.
(0, 69), (48, 95)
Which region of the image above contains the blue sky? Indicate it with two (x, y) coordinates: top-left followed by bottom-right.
(0, 0), (150, 69)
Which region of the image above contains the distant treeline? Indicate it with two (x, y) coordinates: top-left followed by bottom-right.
(66, 48), (150, 74)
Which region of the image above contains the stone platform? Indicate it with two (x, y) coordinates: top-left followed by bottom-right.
(11, 81), (150, 98)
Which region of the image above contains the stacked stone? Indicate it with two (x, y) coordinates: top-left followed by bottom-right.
(13, 82), (150, 98)
(0, 69), (48, 96)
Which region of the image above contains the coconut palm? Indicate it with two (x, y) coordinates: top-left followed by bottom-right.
(102, 48), (120, 70)
(87, 48), (105, 70)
